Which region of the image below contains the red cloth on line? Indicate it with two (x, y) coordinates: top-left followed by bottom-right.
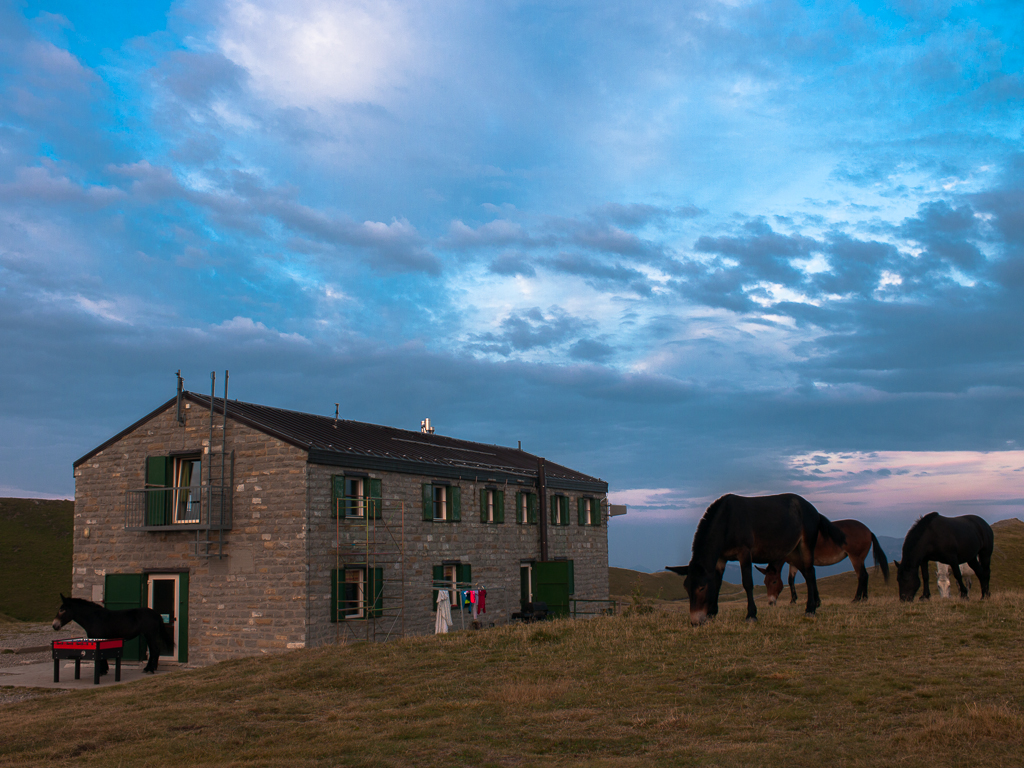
(479, 589), (486, 613)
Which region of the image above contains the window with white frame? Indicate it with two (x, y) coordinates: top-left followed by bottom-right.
(173, 456), (202, 523)
(331, 475), (382, 519)
(516, 491), (537, 524)
(331, 566), (383, 621)
(432, 562), (471, 609)
(550, 494), (569, 526)
(480, 488), (504, 523)
(422, 483), (461, 522)
(578, 496), (602, 527)
(345, 477), (365, 518)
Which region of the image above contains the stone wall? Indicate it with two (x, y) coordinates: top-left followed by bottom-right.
(305, 462), (609, 646)
(73, 400), (309, 665)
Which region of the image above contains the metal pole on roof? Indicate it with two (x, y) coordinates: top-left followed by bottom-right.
(208, 372), (215, 527)
(222, 370), (229, 530)
(537, 457), (548, 562)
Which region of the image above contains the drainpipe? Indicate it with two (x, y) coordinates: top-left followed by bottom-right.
(537, 457), (548, 562)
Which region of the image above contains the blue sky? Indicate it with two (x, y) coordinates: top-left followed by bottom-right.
(2, 0), (1023, 572)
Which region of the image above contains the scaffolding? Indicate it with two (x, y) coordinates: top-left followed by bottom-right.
(331, 495), (406, 643)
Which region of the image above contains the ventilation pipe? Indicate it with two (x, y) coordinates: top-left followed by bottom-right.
(421, 418), (434, 434)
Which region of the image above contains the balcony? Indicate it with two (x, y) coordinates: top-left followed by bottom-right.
(126, 485), (232, 531)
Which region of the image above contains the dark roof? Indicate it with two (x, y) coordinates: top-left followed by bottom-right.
(75, 392), (607, 493)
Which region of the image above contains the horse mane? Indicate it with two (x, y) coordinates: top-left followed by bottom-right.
(903, 511), (940, 552)
(64, 597), (105, 614)
(691, 495), (728, 558)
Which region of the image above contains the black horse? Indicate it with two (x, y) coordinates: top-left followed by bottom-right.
(666, 493), (846, 625)
(53, 594), (174, 674)
(895, 513), (993, 602)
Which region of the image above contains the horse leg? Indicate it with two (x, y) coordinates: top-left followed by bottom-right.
(739, 555), (757, 622)
(801, 565), (820, 616)
(919, 562), (931, 600)
(851, 556), (868, 602)
(788, 564), (798, 604)
(143, 630), (160, 673)
(967, 555), (990, 599)
(950, 563), (969, 600)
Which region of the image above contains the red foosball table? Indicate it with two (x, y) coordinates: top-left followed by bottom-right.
(51, 638), (124, 685)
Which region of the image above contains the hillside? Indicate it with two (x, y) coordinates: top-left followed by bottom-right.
(0, 498), (73, 622)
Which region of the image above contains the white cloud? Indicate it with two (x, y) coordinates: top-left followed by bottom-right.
(217, 0), (425, 108)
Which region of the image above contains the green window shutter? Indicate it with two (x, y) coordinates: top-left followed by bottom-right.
(480, 488), (489, 523)
(593, 498), (602, 527)
(331, 475), (345, 519)
(578, 497), (586, 526)
(177, 572), (189, 663)
(368, 478), (382, 520)
(515, 492), (523, 524)
(495, 490), (504, 523)
(528, 493), (538, 524)
(451, 487), (461, 521)
(422, 484), (433, 521)
(368, 567), (384, 618)
(145, 456), (172, 525)
(520, 565), (530, 610)
(457, 563), (472, 586)
(104, 573), (145, 661)
(568, 560), (575, 595)
(561, 497), (569, 526)
(432, 565), (443, 610)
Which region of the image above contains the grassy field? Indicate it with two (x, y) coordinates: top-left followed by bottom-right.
(0, 498), (73, 622)
(2, 509), (1021, 766)
(2, 592), (1023, 767)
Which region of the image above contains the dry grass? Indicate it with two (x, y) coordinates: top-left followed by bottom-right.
(3, 592), (1024, 767)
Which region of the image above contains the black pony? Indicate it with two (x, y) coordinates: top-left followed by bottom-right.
(53, 594), (174, 674)
(895, 513), (993, 602)
(666, 493), (846, 625)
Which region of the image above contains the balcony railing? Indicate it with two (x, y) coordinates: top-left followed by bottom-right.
(126, 485), (232, 531)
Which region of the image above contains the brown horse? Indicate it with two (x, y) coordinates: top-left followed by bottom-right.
(755, 519), (889, 605)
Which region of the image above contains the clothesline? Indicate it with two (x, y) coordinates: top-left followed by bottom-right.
(432, 582), (507, 633)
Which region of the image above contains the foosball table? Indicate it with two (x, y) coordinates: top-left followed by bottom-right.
(51, 638), (124, 684)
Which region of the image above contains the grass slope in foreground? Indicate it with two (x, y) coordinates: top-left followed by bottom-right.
(0, 498), (73, 622)
(3, 594), (1024, 767)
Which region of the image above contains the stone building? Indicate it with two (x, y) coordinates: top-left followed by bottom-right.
(72, 389), (610, 666)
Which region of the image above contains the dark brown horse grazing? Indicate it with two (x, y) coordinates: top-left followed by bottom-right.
(755, 519), (890, 604)
(895, 513), (993, 602)
(666, 493), (846, 625)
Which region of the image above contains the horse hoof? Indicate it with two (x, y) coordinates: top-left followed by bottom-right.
(143, 668), (156, 674)
(804, 611), (816, 618)
(745, 616), (757, 623)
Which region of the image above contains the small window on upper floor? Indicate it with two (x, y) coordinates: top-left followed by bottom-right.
(480, 489), (504, 524)
(331, 475), (382, 519)
(516, 491), (538, 524)
(578, 496), (602, 527)
(421, 483), (461, 522)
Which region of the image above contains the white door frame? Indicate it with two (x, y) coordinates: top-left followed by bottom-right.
(147, 573), (180, 663)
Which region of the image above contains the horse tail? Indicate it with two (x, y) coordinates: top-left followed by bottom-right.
(817, 514), (846, 549)
(871, 533), (890, 583)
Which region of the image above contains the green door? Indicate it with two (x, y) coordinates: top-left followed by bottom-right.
(104, 573), (145, 661)
(533, 560), (573, 618)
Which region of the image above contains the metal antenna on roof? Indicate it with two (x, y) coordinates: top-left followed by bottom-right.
(175, 370), (184, 424)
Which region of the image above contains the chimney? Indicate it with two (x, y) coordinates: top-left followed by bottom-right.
(420, 418), (434, 434)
